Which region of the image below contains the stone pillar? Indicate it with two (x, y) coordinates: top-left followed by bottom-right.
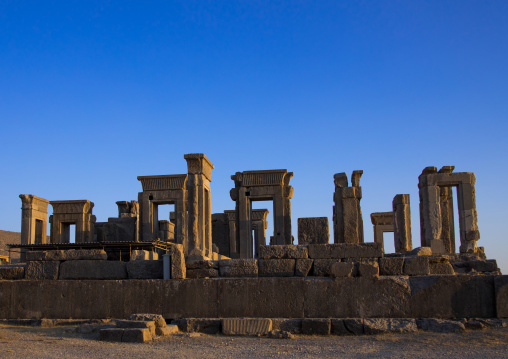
(392, 194), (412, 253)
(457, 177), (480, 253)
(225, 210), (238, 259)
(184, 153), (214, 260)
(252, 209), (269, 258)
(333, 171), (364, 244)
(438, 166), (455, 254)
(19, 194), (50, 245)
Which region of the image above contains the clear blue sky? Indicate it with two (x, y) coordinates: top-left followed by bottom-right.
(1, 1), (507, 270)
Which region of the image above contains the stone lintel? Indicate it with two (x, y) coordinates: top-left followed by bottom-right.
(370, 212), (394, 226)
(50, 200), (94, 214)
(137, 174), (188, 191)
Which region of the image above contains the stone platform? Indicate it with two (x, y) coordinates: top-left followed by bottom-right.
(0, 275), (506, 320)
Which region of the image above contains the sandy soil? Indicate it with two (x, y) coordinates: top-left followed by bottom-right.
(1, 324), (508, 359)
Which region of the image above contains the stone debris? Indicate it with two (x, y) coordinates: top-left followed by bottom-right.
(417, 318), (466, 333)
(222, 318), (272, 336)
(128, 314), (166, 328)
(173, 318), (221, 334)
(268, 329), (294, 339)
(156, 325), (178, 336)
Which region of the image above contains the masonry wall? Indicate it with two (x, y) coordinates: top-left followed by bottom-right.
(0, 275), (502, 320)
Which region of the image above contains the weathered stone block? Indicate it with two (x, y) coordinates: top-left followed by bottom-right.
(26, 261), (59, 280)
(63, 249), (107, 261)
(122, 328), (152, 342)
(0, 265), (25, 280)
(495, 276), (508, 318)
(156, 325), (178, 336)
(406, 247), (432, 256)
(417, 318), (465, 333)
(26, 251), (46, 261)
(302, 319), (330, 335)
(363, 318), (417, 335)
(429, 262), (454, 275)
(259, 245), (308, 259)
(126, 261), (163, 279)
(343, 318), (364, 335)
(410, 275), (495, 318)
(99, 328), (124, 342)
(174, 318), (221, 334)
(186, 268), (219, 279)
(293, 259), (312, 277)
(59, 260), (127, 280)
(403, 256), (430, 276)
(116, 319), (156, 337)
(330, 262), (354, 277)
(171, 244), (186, 279)
(258, 259), (295, 277)
(313, 259), (340, 276)
(218, 278), (304, 318)
(222, 318), (272, 336)
(358, 262), (379, 277)
(219, 259), (258, 277)
(304, 277), (411, 318)
(379, 257), (404, 276)
(308, 243), (382, 259)
(298, 217), (329, 245)
(186, 260), (218, 270)
(128, 313), (166, 328)
(470, 260), (498, 272)
(271, 319), (302, 334)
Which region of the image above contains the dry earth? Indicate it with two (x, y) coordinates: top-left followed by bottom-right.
(1, 324), (508, 358)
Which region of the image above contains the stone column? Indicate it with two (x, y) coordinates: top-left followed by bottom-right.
(19, 194), (50, 245)
(184, 153), (214, 260)
(333, 171), (364, 244)
(457, 176), (480, 253)
(225, 211), (238, 259)
(392, 194), (412, 253)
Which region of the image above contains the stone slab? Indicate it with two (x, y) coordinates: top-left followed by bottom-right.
(301, 318), (330, 335)
(470, 260), (498, 272)
(259, 245), (308, 259)
(186, 260), (218, 270)
(26, 261), (59, 280)
(116, 319), (156, 336)
(186, 268), (219, 279)
(330, 262), (354, 278)
(156, 325), (178, 336)
(258, 259), (295, 277)
(222, 318), (272, 336)
(429, 262), (454, 275)
(99, 328), (124, 342)
(126, 261), (163, 279)
(59, 260), (127, 280)
(410, 275), (495, 318)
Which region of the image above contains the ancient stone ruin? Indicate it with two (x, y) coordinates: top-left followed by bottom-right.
(1, 154), (507, 339)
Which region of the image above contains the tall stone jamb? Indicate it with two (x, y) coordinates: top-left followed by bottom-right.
(418, 166), (480, 254)
(437, 166), (455, 254)
(333, 170), (364, 244)
(50, 200), (95, 243)
(137, 174), (188, 249)
(370, 212), (393, 249)
(184, 153), (214, 260)
(392, 194), (412, 253)
(251, 209), (269, 258)
(19, 194), (50, 245)
(230, 169), (294, 258)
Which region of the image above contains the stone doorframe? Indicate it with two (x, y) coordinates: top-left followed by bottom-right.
(19, 194), (50, 245)
(370, 212), (394, 249)
(223, 209), (269, 259)
(137, 174), (188, 249)
(418, 166), (480, 254)
(230, 169), (294, 257)
(49, 200), (96, 243)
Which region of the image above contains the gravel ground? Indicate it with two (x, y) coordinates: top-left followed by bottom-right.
(1, 324), (508, 358)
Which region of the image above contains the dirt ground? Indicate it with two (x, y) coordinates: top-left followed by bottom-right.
(1, 324), (508, 359)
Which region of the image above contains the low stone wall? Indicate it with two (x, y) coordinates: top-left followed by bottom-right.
(0, 275), (505, 320)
